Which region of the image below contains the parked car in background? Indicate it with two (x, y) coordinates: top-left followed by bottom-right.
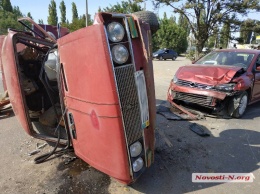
(153, 49), (178, 60)
(168, 49), (260, 118)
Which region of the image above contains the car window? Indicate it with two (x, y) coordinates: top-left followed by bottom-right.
(196, 51), (255, 69)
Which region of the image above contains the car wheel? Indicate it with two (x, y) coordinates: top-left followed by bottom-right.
(159, 56), (163, 60)
(228, 91), (248, 118)
(132, 11), (159, 34)
(172, 56), (176, 61)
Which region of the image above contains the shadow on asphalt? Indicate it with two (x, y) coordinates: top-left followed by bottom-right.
(129, 100), (260, 193)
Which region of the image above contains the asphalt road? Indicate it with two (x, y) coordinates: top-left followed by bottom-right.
(0, 56), (259, 194)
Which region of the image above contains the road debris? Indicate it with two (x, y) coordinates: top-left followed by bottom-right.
(156, 103), (182, 120)
(36, 143), (47, 149)
(189, 123), (210, 137)
(28, 149), (41, 156)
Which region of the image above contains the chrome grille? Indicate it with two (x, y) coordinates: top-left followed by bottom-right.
(173, 91), (213, 106)
(176, 79), (212, 89)
(115, 64), (142, 145)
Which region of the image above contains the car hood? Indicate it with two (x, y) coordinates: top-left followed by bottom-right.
(176, 65), (243, 85)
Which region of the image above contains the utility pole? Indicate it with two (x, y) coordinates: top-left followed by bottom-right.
(86, 0), (88, 26)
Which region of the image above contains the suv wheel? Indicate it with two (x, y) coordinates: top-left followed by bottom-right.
(172, 56), (176, 61)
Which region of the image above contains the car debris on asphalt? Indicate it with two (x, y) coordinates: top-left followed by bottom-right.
(189, 123), (210, 137)
(156, 101), (205, 120)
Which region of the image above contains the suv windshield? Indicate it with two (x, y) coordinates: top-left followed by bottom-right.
(196, 51), (255, 69)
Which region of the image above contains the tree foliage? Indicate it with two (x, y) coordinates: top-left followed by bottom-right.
(47, 0), (58, 26)
(0, 1), (24, 35)
(137, 0), (260, 58)
(100, 0), (143, 14)
(72, 2), (78, 23)
(219, 23), (230, 48)
(239, 19), (260, 44)
(1, 0), (13, 12)
(59, 0), (66, 24)
(153, 12), (188, 54)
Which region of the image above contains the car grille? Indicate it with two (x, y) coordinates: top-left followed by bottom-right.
(176, 79), (212, 89)
(173, 91), (213, 107)
(115, 64), (142, 145)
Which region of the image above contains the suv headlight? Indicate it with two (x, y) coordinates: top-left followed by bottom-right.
(153, 54), (158, 57)
(215, 83), (236, 91)
(130, 141), (142, 157)
(107, 22), (125, 42)
(111, 44), (129, 64)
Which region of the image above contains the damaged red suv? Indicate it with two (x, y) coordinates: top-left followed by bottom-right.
(168, 49), (260, 118)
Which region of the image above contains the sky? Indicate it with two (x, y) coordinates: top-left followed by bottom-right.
(9, 0), (161, 23)
(9, 1), (260, 26)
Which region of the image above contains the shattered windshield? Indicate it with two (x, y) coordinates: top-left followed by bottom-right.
(196, 51), (255, 69)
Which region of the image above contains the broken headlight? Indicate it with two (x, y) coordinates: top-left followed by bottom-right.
(215, 83), (236, 91)
(173, 75), (178, 83)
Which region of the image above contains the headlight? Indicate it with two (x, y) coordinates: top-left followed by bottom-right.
(107, 22), (125, 42)
(215, 83), (236, 91)
(112, 44), (129, 64)
(173, 75), (178, 83)
(130, 141), (142, 157)
(153, 54), (158, 57)
(132, 157), (144, 172)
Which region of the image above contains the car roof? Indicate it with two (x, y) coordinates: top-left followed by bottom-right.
(214, 49), (260, 54)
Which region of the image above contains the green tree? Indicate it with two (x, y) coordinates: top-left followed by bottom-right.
(59, 0), (66, 24)
(0, 10), (23, 34)
(101, 0), (143, 14)
(137, 0), (260, 58)
(47, 0), (58, 25)
(219, 23), (230, 48)
(38, 19), (44, 24)
(154, 12), (188, 54)
(27, 12), (33, 19)
(1, 0), (13, 12)
(12, 6), (22, 17)
(239, 19), (260, 44)
(72, 2), (78, 23)
(178, 13), (189, 36)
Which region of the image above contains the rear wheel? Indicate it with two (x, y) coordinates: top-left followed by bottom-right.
(132, 11), (159, 34)
(228, 91), (248, 118)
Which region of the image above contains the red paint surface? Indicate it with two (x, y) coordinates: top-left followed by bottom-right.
(176, 65), (242, 85)
(58, 24), (131, 183)
(2, 32), (32, 136)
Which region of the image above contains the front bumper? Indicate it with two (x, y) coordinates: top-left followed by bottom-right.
(167, 82), (227, 107)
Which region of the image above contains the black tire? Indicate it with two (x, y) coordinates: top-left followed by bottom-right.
(132, 11), (159, 34)
(159, 56), (163, 61)
(228, 91), (248, 118)
(172, 56), (176, 61)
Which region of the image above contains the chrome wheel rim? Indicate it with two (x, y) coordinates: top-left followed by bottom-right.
(238, 95), (247, 115)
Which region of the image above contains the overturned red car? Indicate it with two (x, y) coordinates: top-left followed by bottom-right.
(1, 11), (158, 184)
(168, 49), (260, 118)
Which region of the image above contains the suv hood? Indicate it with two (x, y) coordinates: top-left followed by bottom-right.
(176, 65), (243, 85)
